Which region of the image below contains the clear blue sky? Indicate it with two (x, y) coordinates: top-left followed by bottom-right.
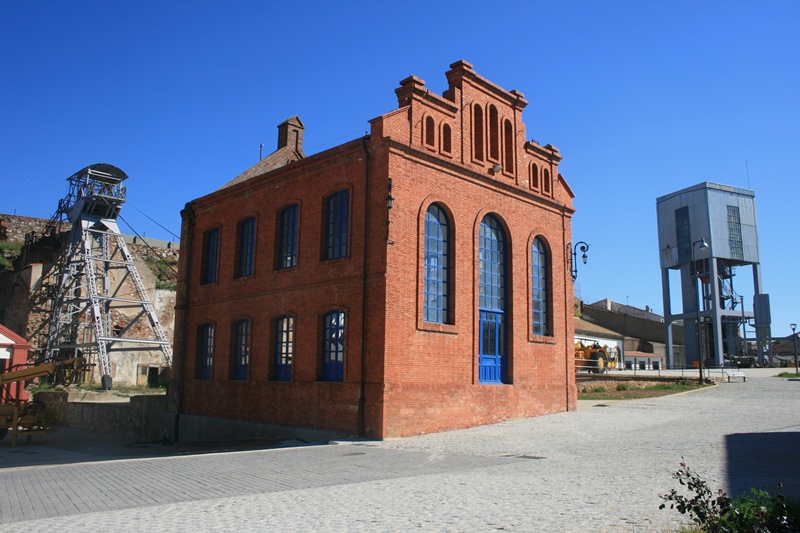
(2, 1), (798, 338)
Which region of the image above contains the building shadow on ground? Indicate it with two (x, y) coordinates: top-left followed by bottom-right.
(0, 426), (323, 469)
(726, 432), (800, 498)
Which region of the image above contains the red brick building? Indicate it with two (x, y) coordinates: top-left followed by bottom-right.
(172, 60), (577, 440)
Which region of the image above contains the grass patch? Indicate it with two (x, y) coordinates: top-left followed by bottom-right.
(0, 240), (22, 269)
(777, 371), (800, 378)
(579, 381), (709, 400)
(143, 255), (178, 290)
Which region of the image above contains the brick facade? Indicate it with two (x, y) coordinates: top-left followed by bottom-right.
(173, 61), (577, 439)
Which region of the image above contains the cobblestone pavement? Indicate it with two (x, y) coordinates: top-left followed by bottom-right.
(1, 369), (799, 532)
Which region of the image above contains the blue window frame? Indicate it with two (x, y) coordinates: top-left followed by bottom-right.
(531, 237), (549, 336)
(321, 310), (345, 382)
(196, 323), (214, 380)
(278, 204), (299, 269)
(236, 217), (256, 278)
(424, 204), (450, 323)
(231, 319), (250, 381)
(325, 190), (349, 260)
(201, 227), (219, 285)
(478, 215), (507, 384)
(274, 315), (294, 381)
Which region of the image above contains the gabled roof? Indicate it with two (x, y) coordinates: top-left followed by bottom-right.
(574, 317), (625, 340)
(0, 323), (29, 347)
(218, 116), (306, 190)
(218, 146), (304, 190)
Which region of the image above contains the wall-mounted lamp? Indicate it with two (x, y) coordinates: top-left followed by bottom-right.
(491, 164), (503, 174)
(568, 241), (590, 281)
(386, 178), (394, 210)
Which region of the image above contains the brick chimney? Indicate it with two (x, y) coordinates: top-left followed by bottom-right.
(277, 116), (305, 154)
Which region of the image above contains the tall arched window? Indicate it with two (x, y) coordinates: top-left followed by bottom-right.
(543, 168), (551, 194)
(424, 116), (435, 147)
(201, 227), (219, 285)
(441, 123), (452, 154)
(325, 190), (349, 260)
(196, 323), (214, 380)
(278, 204), (299, 269)
(503, 120), (514, 172)
(531, 164), (540, 190)
(531, 237), (549, 336)
(236, 217), (256, 278)
(321, 310), (346, 382)
(424, 204), (450, 324)
(274, 315), (294, 381)
(488, 105), (500, 161)
(473, 105), (484, 161)
(231, 319), (251, 381)
(478, 215), (507, 384)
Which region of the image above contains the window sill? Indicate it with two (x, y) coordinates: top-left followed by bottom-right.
(321, 256), (350, 263)
(529, 334), (556, 344)
(417, 321), (458, 335)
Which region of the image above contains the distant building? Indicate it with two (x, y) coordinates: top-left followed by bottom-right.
(578, 299), (685, 369)
(172, 61), (579, 441)
(0, 323), (31, 402)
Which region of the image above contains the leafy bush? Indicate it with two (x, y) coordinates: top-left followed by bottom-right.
(660, 460), (798, 532)
(616, 383), (630, 391)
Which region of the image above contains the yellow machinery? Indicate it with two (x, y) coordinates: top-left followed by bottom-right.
(0, 357), (84, 446)
(575, 342), (617, 374)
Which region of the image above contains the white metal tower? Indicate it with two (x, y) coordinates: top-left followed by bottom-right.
(44, 164), (172, 389)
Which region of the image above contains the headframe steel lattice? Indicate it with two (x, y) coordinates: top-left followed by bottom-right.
(44, 164), (172, 389)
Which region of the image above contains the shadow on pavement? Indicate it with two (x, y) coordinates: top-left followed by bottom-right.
(726, 432), (800, 498)
(0, 426), (322, 469)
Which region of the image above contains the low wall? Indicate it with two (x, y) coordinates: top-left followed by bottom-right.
(35, 391), (167, 440)
(170, 413), (347, 444)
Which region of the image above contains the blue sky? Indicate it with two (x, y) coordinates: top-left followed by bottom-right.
(2, 1), (798, 339)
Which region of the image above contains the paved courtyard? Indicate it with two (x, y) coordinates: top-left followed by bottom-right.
(1, 369), (799, 532)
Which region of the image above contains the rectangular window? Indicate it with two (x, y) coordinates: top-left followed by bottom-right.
(321, 310), (345, 381)
(274, 316), (294, 381)
(278, 205), (299, 269)
(727, 205), (744, 260)
(675, 207), (691, 264)
(196, 324), (214, 380)
(231, 320), (250, 381)
(201, 228), (220, 285)
(325, 191), (349, 260)
(236, 218), (256, 278)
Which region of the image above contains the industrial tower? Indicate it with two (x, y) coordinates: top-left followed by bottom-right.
(657, 182), (771, 369)
(44, 164), (173, 389)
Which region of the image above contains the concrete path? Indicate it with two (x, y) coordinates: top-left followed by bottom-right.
(1, 369), (799, 532)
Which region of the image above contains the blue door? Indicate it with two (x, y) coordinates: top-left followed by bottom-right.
(479, 311), (505, 383)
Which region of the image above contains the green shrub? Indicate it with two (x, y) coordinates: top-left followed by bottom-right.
(616, 383), (629, 391)
(593, 386), (606, 393)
